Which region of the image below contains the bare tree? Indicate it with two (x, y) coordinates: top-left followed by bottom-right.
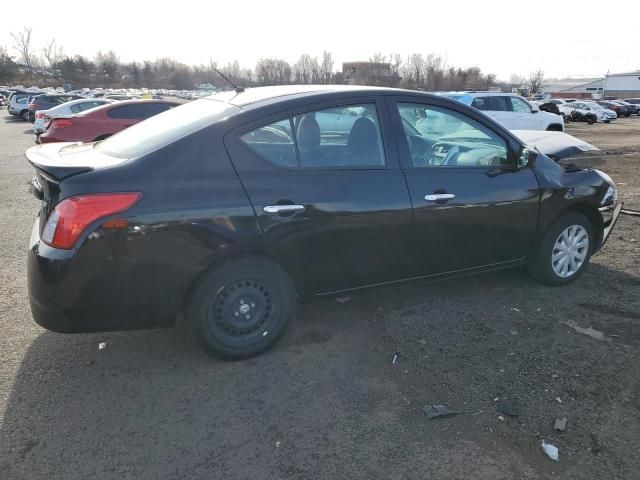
(42, 39), (64, 76)
(294, 54), (315, 84)
(509, 73), (525, 87)
(320, 51), (334, 84)
(10, 27), (36, 72)
(528, 69), (545, 94)
(256, 58), (291, 85)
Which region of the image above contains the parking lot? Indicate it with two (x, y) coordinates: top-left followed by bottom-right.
(0, 113), (639, 479)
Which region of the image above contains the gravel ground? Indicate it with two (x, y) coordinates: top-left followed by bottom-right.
(0, 112), (639, 480)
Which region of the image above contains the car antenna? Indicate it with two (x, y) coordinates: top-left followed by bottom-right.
(214, 68), (245, 93)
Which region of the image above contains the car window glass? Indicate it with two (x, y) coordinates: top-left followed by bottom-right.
(240, 118), (296, 168)
(396, 103), (510, 168)
(70, 103), (84, 113)
(293, 104), (385, 168)
(510, 97), (531, 113)
(107, 103), (173, 119)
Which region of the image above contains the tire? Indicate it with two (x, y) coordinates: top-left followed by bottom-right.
(528, 212), (593, 286)
(187, 257), (295, 360)
(20, 110), (29, 121)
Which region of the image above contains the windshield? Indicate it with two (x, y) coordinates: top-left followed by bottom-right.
(96, 99), (240, 158)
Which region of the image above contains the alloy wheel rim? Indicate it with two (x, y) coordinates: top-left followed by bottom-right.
(551, 225), (589, 278)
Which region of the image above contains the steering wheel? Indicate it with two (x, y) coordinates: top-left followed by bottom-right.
(427, 142), (460, 166)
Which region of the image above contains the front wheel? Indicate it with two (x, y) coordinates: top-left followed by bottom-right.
(187, 257), (295, 360)
(528, 212), (593, 286)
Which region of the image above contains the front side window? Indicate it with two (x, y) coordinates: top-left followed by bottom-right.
(240, 103), (386, 169)
(510, 97), (532, 113)
(397, 103), (509, 168)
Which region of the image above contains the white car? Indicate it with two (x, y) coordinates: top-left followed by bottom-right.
(444, 92), (565, 131)
(33, 98), (113, 135)
(559, 101), (616, 124)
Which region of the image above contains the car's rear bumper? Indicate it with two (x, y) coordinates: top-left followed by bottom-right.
(28, 219), (179, 333)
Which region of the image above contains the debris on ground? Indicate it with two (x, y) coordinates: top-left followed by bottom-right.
(565, 320), (611, 342)
(497, 399), (520, 417)
(556, 397), (562, 404)
(423, 404), (461, 420)
(511, 307), (521, 312)
(542, 440), (559, 461)
(336, 296), (351, 303)
(498, 415), (504, 421)
(98, 342), (106, 350)
(554, 417), (568, 432)
(391, 353), (399, 365)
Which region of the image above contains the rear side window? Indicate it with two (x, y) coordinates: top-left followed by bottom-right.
(471, 96), (509, 112)
(240, 119), (296, 168)
(107, 103), (173, 120)
(240, 103), (386, 169)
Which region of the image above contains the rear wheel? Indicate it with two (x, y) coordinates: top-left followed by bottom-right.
(529, 212), (593, 286)
(586, 114), (596, 124)
(20, 110), (29, 121)
(187, 257), (295, 360)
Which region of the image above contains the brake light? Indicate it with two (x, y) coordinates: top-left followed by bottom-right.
(36, 112), (45, 119)
(41, 193), (141, 249)
(52, 118), (73, 129)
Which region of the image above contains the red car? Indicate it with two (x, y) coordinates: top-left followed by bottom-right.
(39, 100), (180, 143)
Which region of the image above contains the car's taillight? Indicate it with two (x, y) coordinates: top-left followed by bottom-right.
(36, 112), (45, 119)
(52, 118), (73, 129)
(41, 193), (141, 249)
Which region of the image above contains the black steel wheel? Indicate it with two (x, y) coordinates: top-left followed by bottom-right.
(187, 257), (295, 360)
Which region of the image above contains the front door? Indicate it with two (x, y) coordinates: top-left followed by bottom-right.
(389, 97), (541, 276)
(226, 98), (414, 294)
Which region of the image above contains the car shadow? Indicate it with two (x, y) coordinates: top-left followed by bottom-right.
(1, 263), (638, 479)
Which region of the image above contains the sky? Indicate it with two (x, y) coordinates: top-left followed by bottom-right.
(2, 0), (639, 81)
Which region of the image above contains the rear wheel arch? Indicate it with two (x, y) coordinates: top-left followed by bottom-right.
(180, 247), (307, 316)
(546, 123), (563, 131)
(93, 133), (112, 141)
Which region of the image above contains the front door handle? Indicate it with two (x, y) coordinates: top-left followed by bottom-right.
(425, 193), (455, 201)
(263, 204), (305, 214)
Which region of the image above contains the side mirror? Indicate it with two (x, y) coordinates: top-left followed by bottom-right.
(531, 104), (540, 113)
(518, 146), (538, 168)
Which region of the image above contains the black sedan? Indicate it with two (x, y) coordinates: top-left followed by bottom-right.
(26, 86), (622, 359)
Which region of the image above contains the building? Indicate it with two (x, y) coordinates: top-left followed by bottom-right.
(550, 78), (604, 99)
(603, 71), (640, 98)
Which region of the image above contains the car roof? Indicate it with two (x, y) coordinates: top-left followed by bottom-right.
(441, 91), (519, 97)
(200, 85), (432, 109)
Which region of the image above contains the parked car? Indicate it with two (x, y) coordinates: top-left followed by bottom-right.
(612, 99), (639, 115)
(33, 98), (115, 136)
(27, 94), (84, 122)
(560, 101), (616, 124)
(624, 98), (640, 111)
(8, 93), (33, 120)
(595, 100), (627, 117)
(26, 86), (622, 359)
(38, 99), (180, 143)
(445, 92), (565, 131)
(0, 94), (6, 106)
(103, 94), (140, 100)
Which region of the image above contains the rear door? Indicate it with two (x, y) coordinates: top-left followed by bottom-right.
(388, 96), (540, 275)
(471, 96), (513, 129)
(225, 97), (414, 294)
(509, 96), (538, 129)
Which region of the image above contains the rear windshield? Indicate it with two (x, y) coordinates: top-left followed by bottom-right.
(96, 99), (240, 158)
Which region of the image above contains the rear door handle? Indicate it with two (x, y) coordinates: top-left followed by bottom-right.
(425, 193), (455, 201)
(263, 205), (305, 214)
